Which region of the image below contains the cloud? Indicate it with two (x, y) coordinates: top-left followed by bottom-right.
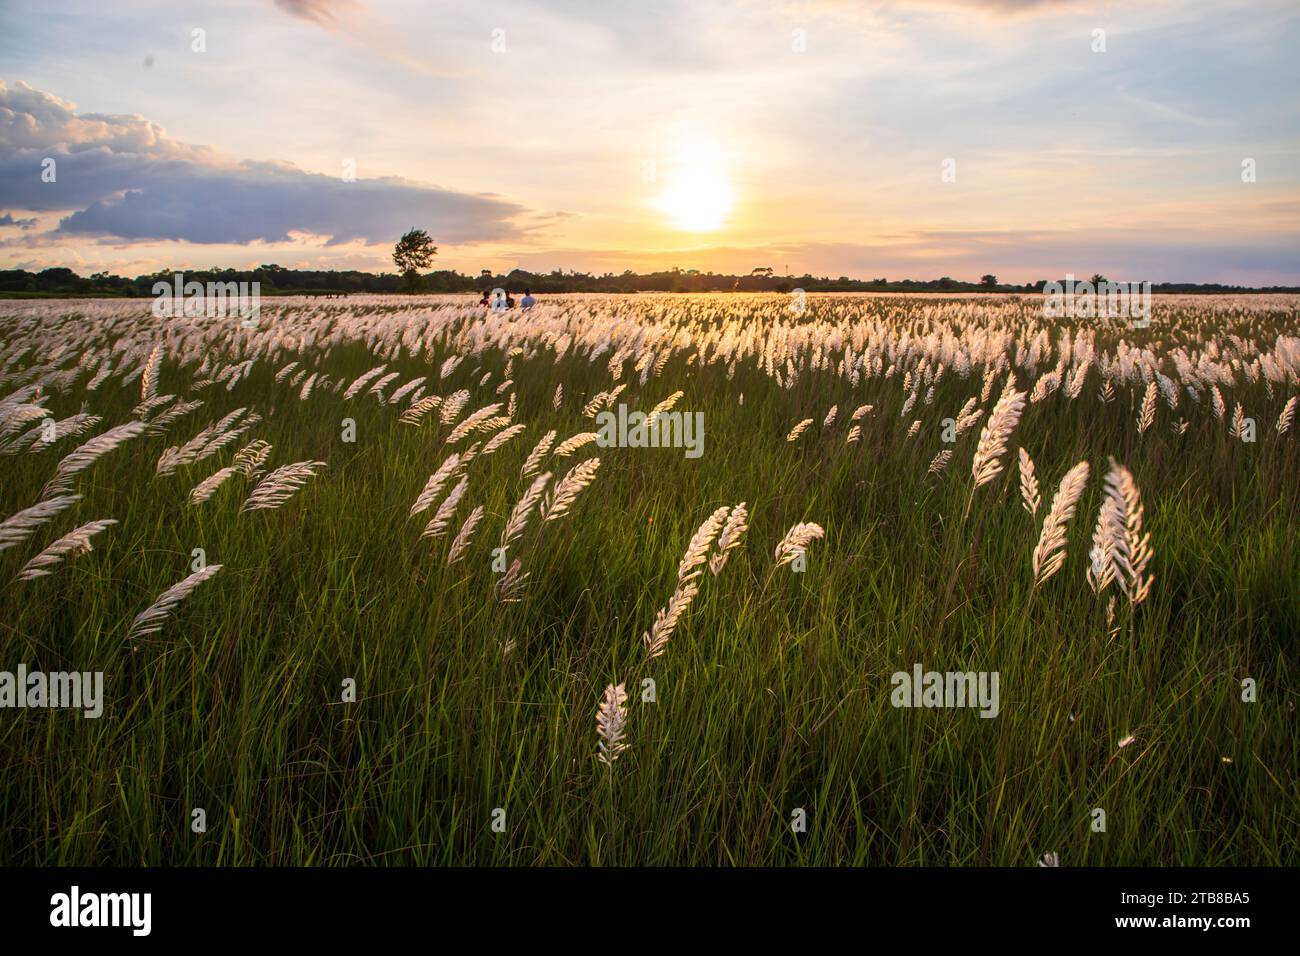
(0, 80), (527, 246)
(0, 212), (38, 229)
(272, 0), (360, 29)
(270, 0), (451, 77)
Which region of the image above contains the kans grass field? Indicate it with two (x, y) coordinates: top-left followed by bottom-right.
(0, 292), (1296, 866)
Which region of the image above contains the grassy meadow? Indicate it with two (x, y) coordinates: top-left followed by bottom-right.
(0, 292), (1296, 866)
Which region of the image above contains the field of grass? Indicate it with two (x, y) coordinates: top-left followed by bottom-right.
(0, 292), (1296, 866)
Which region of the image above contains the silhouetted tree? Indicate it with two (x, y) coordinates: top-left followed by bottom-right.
(392, 228), (437, 292)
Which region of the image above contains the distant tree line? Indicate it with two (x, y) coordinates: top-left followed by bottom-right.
(2, 264), (1295, 298)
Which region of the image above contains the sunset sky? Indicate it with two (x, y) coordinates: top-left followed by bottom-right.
(2, 0), (1298, 283)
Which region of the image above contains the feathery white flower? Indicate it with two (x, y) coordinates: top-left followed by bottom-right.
(343, 365), (386, 400)
(127, 563), (223, 640)
(501, 472), (551, 547)
(1018, 448), (1040, 515)
(970, 377), (1026, 490)
(421, 475), (469, 538)
(189, 466), (239, 505)
(786, 418), (814, 441)
(521, 430), (557, 478)
(0, 494), (82, 552)
(410, 453), (463, 517)
(446, 505), (485, 564)
(542, 458), (602, 521)
(709, 502), (749, 576)
(677, 506), (731, 582)
(1031, 461), (1090, 586)
(927, 449), (953, 474)
(240, 460), (326, 513)
(553, 431), (598, 457)
(16, 519), (117, 580)
(596, 683), (629, 765)
(773, 522), (825, 568)
(43, 421), (146, 497)
(1277, 396), (1297, 435)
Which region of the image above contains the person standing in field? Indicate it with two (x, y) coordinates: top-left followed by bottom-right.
(520, 288), (536, 310)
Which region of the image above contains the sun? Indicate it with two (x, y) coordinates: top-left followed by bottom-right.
(650, 141), (734, 232)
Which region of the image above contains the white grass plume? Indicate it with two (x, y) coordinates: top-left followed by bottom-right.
(410, 453), (462, 517)
(596, 683), (629, 765)
(521, 430), (557, 478)
(709, 502), (749, 575)
(439, 389), (471, 424)
(1031, 461), (1090, 586)
(553, 431), (598, 457)
(971, 377), (1026, 490)
(1101, 458), (1154, 606)
(1136, 380), (1157, 434)
(240, 461), (326, 513)
(501, 472), (551, 547)
(774, 522), (825, 568)
(143, 399), (204, 437)
(542, 458), (602, 521)
(445, 402), (504, 444)
(678, 506), (731, 582)
(8, 411), (101, 454)
(421, 475), (469, 538)
(141, 342), (162, 401)
(388, 376), (426, 406)
(127, 563), (223, 640)
(0, 494), (82, 552)
(481, 423), (525, 457)
(439, 355), (463, 380)
(647, 390), (684, 420)
(189, 466), (239, 505)
(643, 579), (698, 660)
(231, 439), (272, 477)
(1230, 402), (1248, 439)
(1278, 396), (1297, 435)
(1018, 447), (1040, 515)
(399, 394), (443, 426)
(16, 519), (117, 580)
(494, 557), (528, 603)
(43, 421), (146, 497)
(446, 505), (485, 565)
(343, 365), (386, 400)
(1086, 486), (1124, 595)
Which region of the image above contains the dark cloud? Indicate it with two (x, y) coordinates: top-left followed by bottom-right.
(0, 80), (526, 247)
(0, 213), (38, 229)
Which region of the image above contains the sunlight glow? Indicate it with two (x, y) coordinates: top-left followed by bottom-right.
(650, 140), (735, 232)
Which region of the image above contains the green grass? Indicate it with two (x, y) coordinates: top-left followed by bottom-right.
(0, 293), (1296, 865)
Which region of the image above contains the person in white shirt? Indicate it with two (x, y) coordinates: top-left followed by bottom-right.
(520, 289), (536, 310)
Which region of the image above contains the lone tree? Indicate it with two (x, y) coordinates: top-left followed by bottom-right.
(393, 228), (437, 292)
(980, 274), (998, 288)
